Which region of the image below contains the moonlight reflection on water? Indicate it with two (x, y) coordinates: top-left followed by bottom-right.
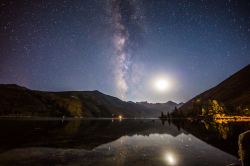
(164, 152), (177, 165)
(0, 119), (246, 166)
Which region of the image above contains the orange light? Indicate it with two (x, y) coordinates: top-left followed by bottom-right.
(214, 114), (250, 124)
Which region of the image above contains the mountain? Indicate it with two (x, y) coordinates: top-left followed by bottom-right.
(174, 64), (250, 116)
(137, 101), (183, 113)
(0, 84), (178, 118)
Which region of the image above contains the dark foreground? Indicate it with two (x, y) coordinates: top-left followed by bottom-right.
(0, 118), (249, 166)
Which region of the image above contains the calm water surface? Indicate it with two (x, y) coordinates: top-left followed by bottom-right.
(0, 118), (249, 166)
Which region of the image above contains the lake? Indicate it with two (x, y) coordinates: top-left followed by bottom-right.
(0, 118), (249, 166)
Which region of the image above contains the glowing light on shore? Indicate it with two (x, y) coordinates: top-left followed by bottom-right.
(214, 114), (250, 124)
(118, 115), (123, 121)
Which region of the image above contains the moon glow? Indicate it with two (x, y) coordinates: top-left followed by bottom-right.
(154, 78), (171, 92)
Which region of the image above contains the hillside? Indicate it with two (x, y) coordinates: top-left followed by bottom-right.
(174, 64), (250, 116)
(0, 84), (178, 118)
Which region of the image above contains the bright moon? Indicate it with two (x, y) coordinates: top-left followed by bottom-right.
(154, 78), (170, 92)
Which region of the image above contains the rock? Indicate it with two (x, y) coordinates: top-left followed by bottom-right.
(238, 130), (250, 166)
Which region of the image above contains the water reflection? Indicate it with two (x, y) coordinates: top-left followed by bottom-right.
(163, 152), (177, 165)
(0, 118), (248, 165)
(0, 132), (239, 166)
(171, 118), (250, 157)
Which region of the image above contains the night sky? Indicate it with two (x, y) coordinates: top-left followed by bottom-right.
(0, 0), (250, 103)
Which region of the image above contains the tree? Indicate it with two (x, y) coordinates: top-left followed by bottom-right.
(167, 112), (170, 119)
(207, 100), (224, 115)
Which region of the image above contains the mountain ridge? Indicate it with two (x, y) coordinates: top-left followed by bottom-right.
(137, 101), (183, 113)
(0, 84), (180, 117)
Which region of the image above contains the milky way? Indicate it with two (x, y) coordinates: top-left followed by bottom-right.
(0, 0), (249, 102)
(109, 0), (144, 99)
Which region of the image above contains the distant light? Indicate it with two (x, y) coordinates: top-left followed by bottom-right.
(164, 152), (177, 165)
(118, 115), (123, 120)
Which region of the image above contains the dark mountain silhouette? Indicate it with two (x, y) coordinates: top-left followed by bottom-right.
(0, 84), (180, 117)
(137, 101), (183, 113)
(174, 64), (250, 116)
